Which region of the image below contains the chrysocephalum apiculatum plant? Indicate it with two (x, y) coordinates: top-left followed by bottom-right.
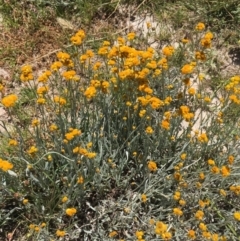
(1, 22), (240, 240)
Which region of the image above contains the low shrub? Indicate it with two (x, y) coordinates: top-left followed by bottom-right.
(1, 23), (240, 240)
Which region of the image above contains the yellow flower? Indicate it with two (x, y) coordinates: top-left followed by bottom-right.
(181, 64), (194, 74)
(145, 126), (153, 134)
(21, 65), (32, 75)
(219, 189), (226, 196)
(9, 139), (18, 146)
(20, 72), (33, 82)
(56, 230), (66, 237)
(205, 32), (214, 40)
(62, 196), (68, 203)
(211, 166), (220, 174)
(37, 86), (49, 95)
(234, 211), (240, 221)
(84, 86), (97, 99)
(179, 199), (186, 206)
(195, 51), (206, 61)
(221, 166), (230, 177)
(93, 61), (101, 70)
(27, 146), (38, 155)
(0, 159), (13, 172)
(109, 231), (118, 238)
(199, 199), (210, 208)
(79, 148), (88, 155)
(23, 199), (28, 205)
(76, 29), (86, 39)
(173, 207), (183, 216)
(127, 32), (136, 40)
(102, 41), (110, 46)
(231, 186), (240, 195)
(149, 97), (164, 109)
(47, 155), (53, 161)
(1, 94), (18, 107)
(197, 133), (208, 143)
(20, 65), (33, 81)
(158, 58), (168, 69)
(37, 98), (46, 104)
(162, 232), (172, 240)
(201, 37), (212, 48)
(141, 194), (147, 203)
(208, 159), (215, 165)
(174, 172), (182, 181)
(38, 70), (51, 82)
(49, 124), (58, 131)
(181, 38), (189, 44)
(54, 96), (67, 105)
(180, 153), (187, 160)
(29, 224), (35, 229)
(98, 46), (109, 55)
(204, 96), (211, 103)
(188, 230), (196, 239)
(57, 51), (70, 61)
(136, 230), (144, 239)
(195, 210), (204, 220)
(199, 172), (205, 180)
(77, 176), (84, 184)
(199, 222), (207, 231)
(87, 152), (97, 159)
(155, 221), (167, 234)
(212, 234), (219, 241)
(70, 35), (82, 45)
(228, 155), (234, 165)
(161, 119), (170, 130)
(65, 207), (77, 217)
(51, 61), (63, 71)
(195, 22), (205, 31)
(173, 191), (181, 200)
(41, 222), (46, 227)
(162, 46), (174, 57)
(148, 161), (157, 172)
(149, 219), (155, 225)
(117, 37), (125, 45)
(32, 119), (40, 127)
(202, 231), (211, 239)
(188, 87), (196, 95)
(62, 70), (79, 81)
(34, 226), (40, 232)
(86, 142), (93, 148)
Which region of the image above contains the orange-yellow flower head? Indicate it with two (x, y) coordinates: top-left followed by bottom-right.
(65, 207), (77, 217)
(181, 64), (194, 75)
(148, 161), (157, 172)
(0, 159), (14, 172)
(195, 22), (205, 31)
(56, 230), (66, 237)
(1, 94), (18, 108)
(162, 46), (174, 57)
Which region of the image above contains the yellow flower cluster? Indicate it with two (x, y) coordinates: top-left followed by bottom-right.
(201, 32), (213, 48)
(20, 65), (33, 82)
(178, 105), (194, 121)
(1, 94), (18, 108)
(56, 51), (74, 67)
(155, 221), (172, 240)
(0, 159), (13, 171)
(65, 207), (77, 217)
(65, 128), (81, 141)
(70, 29), (85, 45)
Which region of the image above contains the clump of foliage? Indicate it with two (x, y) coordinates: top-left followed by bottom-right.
(1, 22), (240, 240)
